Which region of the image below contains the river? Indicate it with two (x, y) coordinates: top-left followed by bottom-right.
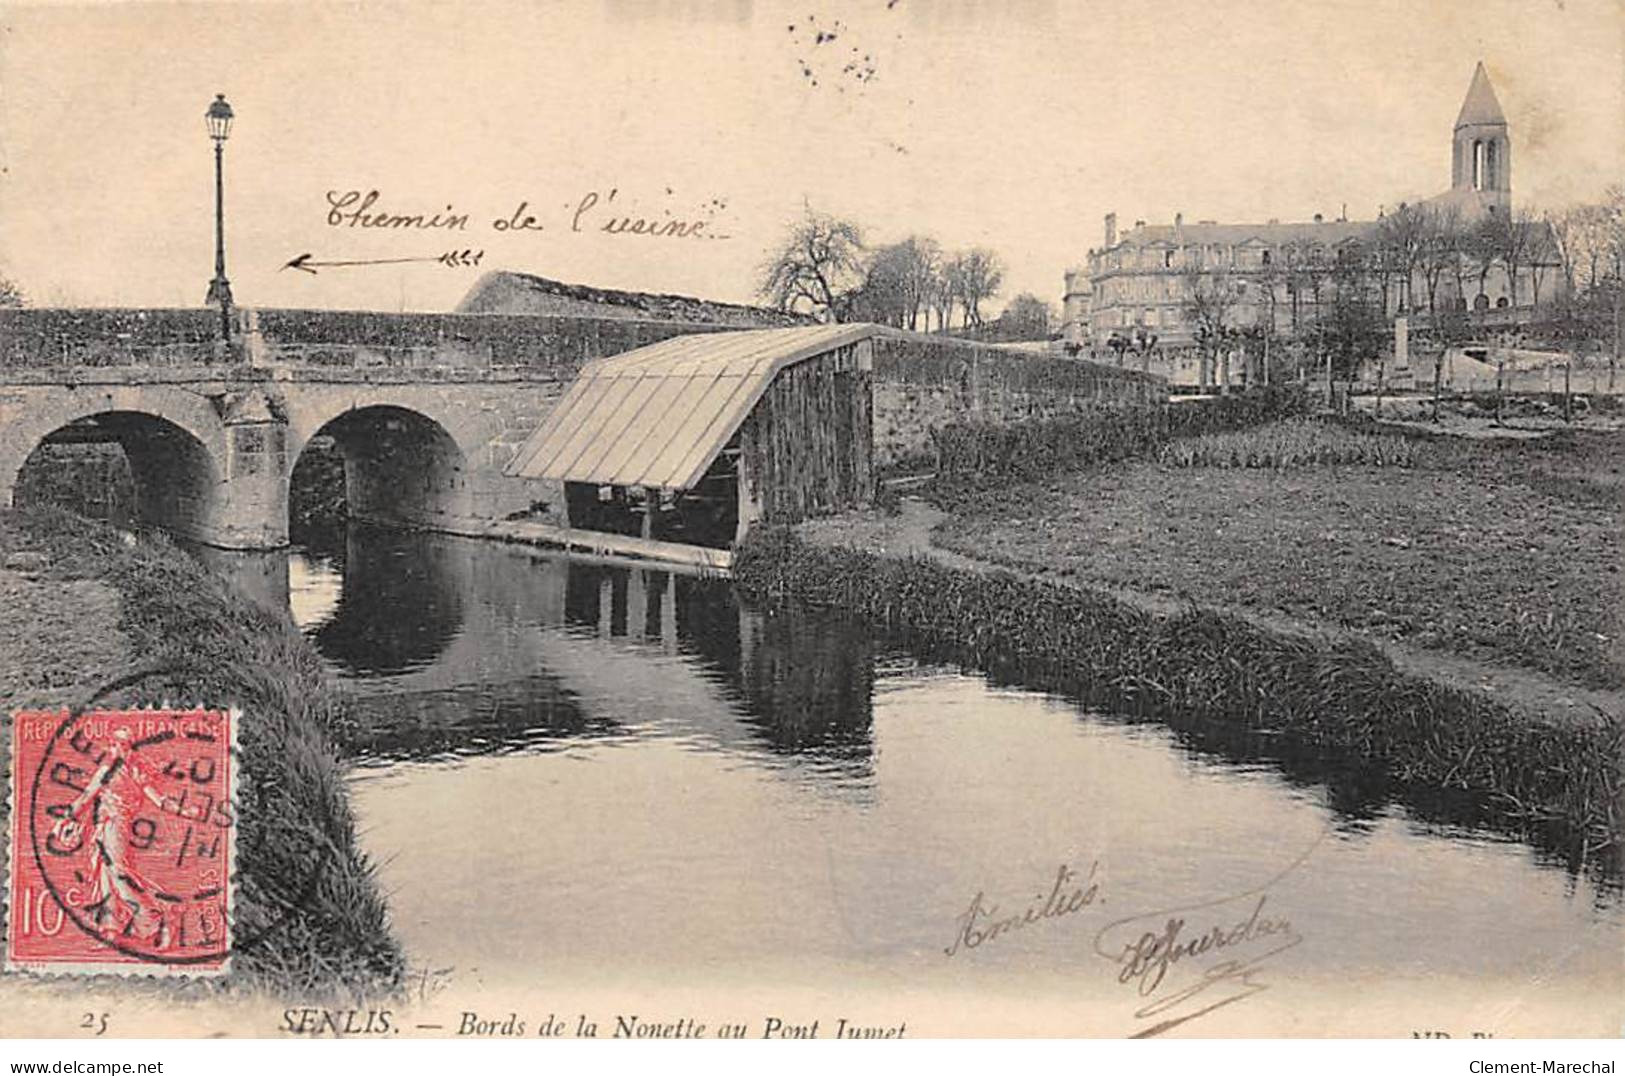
(268, 524), (1620, 1037)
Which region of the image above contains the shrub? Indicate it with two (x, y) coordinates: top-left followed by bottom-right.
(1158, 418), (1420, 469)
(930, 386), (1310, 500)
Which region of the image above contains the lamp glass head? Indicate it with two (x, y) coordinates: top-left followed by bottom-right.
(206, 94), (234, 141)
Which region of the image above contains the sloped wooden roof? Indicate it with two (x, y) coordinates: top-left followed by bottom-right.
(505, 324), (874, 491)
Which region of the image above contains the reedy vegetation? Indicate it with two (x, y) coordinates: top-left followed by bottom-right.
(0, 507), (403, 996)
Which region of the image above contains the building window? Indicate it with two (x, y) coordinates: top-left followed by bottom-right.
(1261, 250), (1272, 266)
(1163, 250), (1174, 268)
(1473, 139), (1486, 191)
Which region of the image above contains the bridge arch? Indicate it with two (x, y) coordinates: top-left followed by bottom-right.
(1, 387), (234, 544)
(291, 403), (473, 530)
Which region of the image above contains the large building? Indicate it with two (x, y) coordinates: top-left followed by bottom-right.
(1062, 63), (1559, 358)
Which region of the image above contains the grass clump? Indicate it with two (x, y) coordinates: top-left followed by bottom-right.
(1160, 418), (1420, 469)
(0, 507), (403, 997)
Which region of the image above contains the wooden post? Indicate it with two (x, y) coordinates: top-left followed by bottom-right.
(1324, 350), (1333, 409)
(734, 439), (762, 545)
(1564, 361), (1573, 424)
(1375, 360), (1385, 420)
(661, 571), (678, 654)
(1495, 359), (1505, 427)
(1432, 351), (1443, 424)
(627, 567), (647, 642)
(641, 487), (655, 541)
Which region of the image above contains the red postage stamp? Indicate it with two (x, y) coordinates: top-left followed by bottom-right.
(6, 707), (237, 976)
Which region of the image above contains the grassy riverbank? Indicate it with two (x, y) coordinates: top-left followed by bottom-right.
(936, 420), (1624, 691)
(0, 507), (403, 996)
(734, 526), (1622, 873)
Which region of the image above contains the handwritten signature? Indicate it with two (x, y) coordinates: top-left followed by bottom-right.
(1092, 834), (1323, 1037)
(944, 861), (1101, 957)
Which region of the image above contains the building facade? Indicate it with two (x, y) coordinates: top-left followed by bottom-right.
(1062, 63), (1559, 358)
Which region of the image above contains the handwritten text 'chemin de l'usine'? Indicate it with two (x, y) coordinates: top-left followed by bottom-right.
(324, 190), (731, 240)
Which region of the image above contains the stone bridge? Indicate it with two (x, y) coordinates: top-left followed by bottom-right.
(0, 307), (1164, 550)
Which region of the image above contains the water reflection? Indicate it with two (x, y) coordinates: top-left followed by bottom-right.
(203, 524), (1616, 889)
(285, 526), (877, 780)
(188, 523), (1624, 1028)
(298, 526), (467, 678)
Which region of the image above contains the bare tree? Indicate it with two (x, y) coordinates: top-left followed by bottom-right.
(1418, 203), (1464, 316)
(929, 267), (958, 333)
(1182, 267), (1241, 390)
(1279, 237), (1314, 331)
(852, 242), (911, 328)
(898, 236), (941, 332)
(1485, 207), (1537, 307)
(1467, 216), (1502, 309)
(948, 248), (1004, 328)
(1374, 202), (1429, 314)
(757, 207), (865, 321)
(848, 236), (940, 330)
(1551, 201), (1618, 292)
(0, 275), (24, 308)
(1526, 212), (1559, 309)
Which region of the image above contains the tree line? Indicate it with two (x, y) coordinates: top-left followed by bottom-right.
(1169, 188), (1624, 387)
(757, 206), (1055, 338)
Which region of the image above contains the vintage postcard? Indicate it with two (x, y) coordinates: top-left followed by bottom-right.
(0, 0), (1621, 1047)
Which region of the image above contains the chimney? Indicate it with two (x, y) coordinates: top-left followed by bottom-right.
(1104, 212), (1117, 248)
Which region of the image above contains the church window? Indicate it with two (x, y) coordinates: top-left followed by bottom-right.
(1485, 140), (1498, 189)
(1472, 140), (1486, 191)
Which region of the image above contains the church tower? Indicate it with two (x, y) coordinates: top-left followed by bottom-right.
(1450, 61), (1511, 214)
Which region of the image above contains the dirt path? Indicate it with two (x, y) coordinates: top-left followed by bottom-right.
(798, 499), (1624, 724)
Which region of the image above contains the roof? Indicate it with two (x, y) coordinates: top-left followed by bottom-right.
(1112, 218), (1375, 249)
(455, 270), (811, 327)
(1455, 61), (1507, 128)
(505, 323), (875, 491)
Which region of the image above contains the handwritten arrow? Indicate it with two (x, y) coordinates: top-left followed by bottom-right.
(280, 250), (484, 274)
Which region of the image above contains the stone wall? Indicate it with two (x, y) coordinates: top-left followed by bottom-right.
(0, 308), (731, 373)
(0, 308), (225, 367)
(251, 309), (719, 373)
(454, 270), (812, 328)
(870, 332), (1166, 469)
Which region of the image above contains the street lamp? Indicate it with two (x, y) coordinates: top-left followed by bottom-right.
(204, 93), (234, 343)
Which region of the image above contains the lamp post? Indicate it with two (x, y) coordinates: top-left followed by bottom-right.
(204, 93), (235, 343)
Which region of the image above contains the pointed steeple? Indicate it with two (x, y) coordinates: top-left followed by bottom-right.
(1455, 61), (1506, 129)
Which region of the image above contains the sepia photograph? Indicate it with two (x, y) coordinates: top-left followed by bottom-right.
(0, 0), (1621, 1052)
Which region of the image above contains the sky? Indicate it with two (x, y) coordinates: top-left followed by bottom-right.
(1, 0), (1621, 316)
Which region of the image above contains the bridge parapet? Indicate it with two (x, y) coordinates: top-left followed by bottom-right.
(0, 308), (719, 374)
